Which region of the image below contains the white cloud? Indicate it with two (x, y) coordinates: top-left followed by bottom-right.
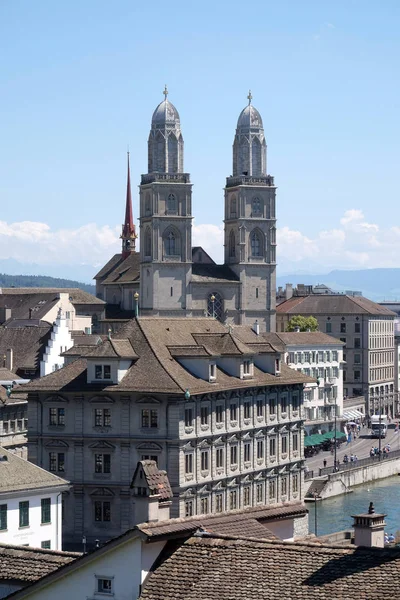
(0, 209), (397, 279)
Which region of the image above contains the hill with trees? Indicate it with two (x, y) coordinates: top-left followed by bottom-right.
(0, 273), (95, 295)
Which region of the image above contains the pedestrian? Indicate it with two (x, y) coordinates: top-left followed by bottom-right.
(370, 448), (375, 458)
(350, 454), (354, 462)
(389, 533), (395, 543)
(323, 459), (327, 468)
(385, 533), (389, 545)
(354, 455), (358, 463)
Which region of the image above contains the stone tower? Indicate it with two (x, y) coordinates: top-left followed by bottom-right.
(139, 87), (193, 315)
(224, 92), (277, 331)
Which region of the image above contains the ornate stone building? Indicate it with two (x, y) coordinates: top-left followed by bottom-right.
(96, 89), (276, 332)
(24, 318), (309, 548)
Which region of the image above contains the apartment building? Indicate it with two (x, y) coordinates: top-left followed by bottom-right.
(274, 332), (344, 434)
(277, 295), (396, 416)
(23, 317), (310, 549)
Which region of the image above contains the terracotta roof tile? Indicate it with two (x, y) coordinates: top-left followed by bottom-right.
(0, 543), (79, 583)
(140, 535), (400, 600)
(132, 460), (173, 501)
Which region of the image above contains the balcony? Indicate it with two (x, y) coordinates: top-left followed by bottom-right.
(141, 172), (191, 184)
(225, 174), (275, 188)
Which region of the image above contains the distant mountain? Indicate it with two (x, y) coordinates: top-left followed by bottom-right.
(277, 269), (400, 302)
(0, 273), (95, 295)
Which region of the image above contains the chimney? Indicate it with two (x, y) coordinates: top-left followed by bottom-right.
(352, 502), (386, 548)
(252, 320), (260, 336)
(29, 308), (32, 319)
(285, 283), (293, 299)
(5, 348), (13, 372)
(0, 307), (11, 324)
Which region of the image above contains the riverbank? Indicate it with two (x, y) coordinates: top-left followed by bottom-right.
(305, 454), (400, 499)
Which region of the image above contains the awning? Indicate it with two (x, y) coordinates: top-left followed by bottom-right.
(304, 434), (326, 447)
(343, 409), (363, 420)
(322, 430), (346, 440)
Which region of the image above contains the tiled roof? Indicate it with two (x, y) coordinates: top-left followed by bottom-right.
(137, 502), (307, 539)
(191, 332), (252, 356)
(0, 447), (70, 494)
(0, 288), (104, 306)
(232, 327), (286, 353)
(86, 338), (138, 359)
(94, 253), (125, 280)
(0, 293), (59, 321)
(0, 324), (52, 374)
(23, 318), (312, 395)
(275, 332), (345, 346)
(0, 368), (23, 381)
(101, 253), (141, 285)
(132, 460), (173, 501)
(0, 543), (79, 583)
(191, 264), (240, 283)
(140, 534), (400, 600)
(276, 295), (396, 316)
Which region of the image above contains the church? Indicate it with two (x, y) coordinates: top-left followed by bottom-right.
(96, 88), (277, 332)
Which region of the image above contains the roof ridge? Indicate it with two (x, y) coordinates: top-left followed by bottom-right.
(0, 542), (80, 557)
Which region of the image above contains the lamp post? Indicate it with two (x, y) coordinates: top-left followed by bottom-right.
(334, 404), (337, 471)
(210, 294), (215, 319)
(134, 292), (139, 318)
(312, 489), (319, 536)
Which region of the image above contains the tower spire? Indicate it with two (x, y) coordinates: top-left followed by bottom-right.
(121, 151), (137, 257)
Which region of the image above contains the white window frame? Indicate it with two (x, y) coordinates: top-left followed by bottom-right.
(95, 575), (114, 595)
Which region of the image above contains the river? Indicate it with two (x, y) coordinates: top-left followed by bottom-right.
(308, 475), (400, 536)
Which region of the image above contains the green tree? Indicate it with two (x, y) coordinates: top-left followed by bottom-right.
(286, 315), (319, 332)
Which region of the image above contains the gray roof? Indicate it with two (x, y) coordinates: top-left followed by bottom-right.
(276, 294), (396, 316)
(275, 332), (345, 347)
(0, 447), (69, 494)
(0, 324), (52, 374)
(191, 263), (239, 283)
(23, 318), (312, 395)
(0, 288), (104, 307)
(100, 253), (141, 286)
(0, 543), (79, 584)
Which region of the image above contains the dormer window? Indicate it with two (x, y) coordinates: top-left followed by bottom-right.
(95, 365), (111, 380)
(275, 358), (281, 376)
(242, 360), (253, 378)
(209, 363), (217, 381)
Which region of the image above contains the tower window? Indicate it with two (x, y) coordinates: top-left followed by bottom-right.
(230, 196), (237, 218)
(252, 197), (262, 215)
(145, 193), (151, 215)
(167, 193), (177, 214)
(144, 227), (151, 257)
(250, 230), (263, 257)
(229, 230), (235, 258)
(170, 286), (173, 297)
(164, 230), (179, 256)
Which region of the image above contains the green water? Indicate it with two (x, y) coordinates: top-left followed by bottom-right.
(308, 475), (400, 536)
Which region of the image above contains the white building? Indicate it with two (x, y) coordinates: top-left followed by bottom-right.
(275, 332), (344, 434)
(40, 311), (74, 376)
(0, 447), (70, 550)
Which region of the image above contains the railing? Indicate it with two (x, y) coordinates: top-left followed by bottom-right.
(141, 173), (191, 184)
(225, 175), (275, 188)
(304, 470), (314, 480)
(318, 448), (400, 476)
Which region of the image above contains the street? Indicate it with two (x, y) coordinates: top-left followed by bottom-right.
(305, 425), (400, 474)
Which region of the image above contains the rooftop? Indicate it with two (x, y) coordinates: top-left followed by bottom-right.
(0, 323), (52, 374)
(0, 543), (79, 584)
(0, 447), (70, 495)
(276, 295), (396, 316)
(22, 318), (312, 395)
(275, 332), (345, 347)
(140, 533), (400, 600)
(0, 288), (104, 306)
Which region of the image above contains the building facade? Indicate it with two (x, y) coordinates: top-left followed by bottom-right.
(96, 90), (276, 332)
(24, 317), (309, 548)
(277, 295), (397, 416)
(275, 332), (344, 434)
(0, 447), (69, 550)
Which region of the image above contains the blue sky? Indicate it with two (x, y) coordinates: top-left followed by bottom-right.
(0, 0), (399, 278)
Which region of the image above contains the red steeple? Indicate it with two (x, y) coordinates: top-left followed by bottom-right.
(121, 152), (137, 257)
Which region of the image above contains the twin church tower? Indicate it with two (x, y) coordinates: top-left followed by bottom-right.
(96, 88), (277, 332)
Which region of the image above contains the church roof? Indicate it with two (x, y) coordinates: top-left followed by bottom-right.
(100, 253), (141, 285)
(237, 103), (263, 130)
(94, 254), (125, 280)
(151, 98), (180, 126)
(191, 264), (239, 283)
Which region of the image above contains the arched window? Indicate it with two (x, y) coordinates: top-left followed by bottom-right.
(163, 228), (180, 257)
(230, 196), (237, 218)
(167, 193), (177, 214)
(270, 226), (276, 245)
(252, 197), (262, 216)
(145, 194), (151, 216)
(144, 227), (151, 257)
(250, 230), (263, 257)
(207, 292), (223, 322)
(229, 230), (235, 258)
